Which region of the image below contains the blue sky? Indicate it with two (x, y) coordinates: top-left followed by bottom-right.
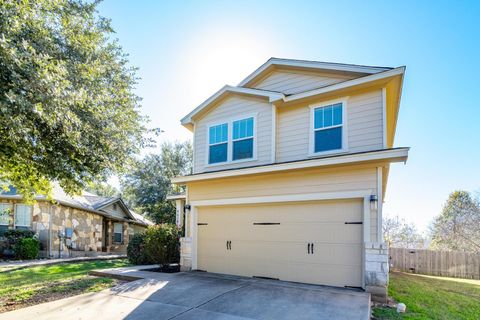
(98, 1), (480, 232)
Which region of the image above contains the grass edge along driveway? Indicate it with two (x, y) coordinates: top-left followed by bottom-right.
(0, 259), (131, 313)
(373, 271), (480, 320)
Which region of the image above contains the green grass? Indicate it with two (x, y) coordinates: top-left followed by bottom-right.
(0, 259), (131, 312)
(373, 272), (480, 320)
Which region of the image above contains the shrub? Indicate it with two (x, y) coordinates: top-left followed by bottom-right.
(144, 224), (180, 266)
(13, 237), (40, 260)
(127, 233), (152, 265)
(127, 224), (180, 266)
(4, 229), (35, 246)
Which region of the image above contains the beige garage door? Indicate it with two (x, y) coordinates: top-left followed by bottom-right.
(197, 199), (363, 288)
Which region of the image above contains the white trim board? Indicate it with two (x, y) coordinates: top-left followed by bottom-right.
(181, 85), (284, 126)
(238, 58), (391, 87)
(172, 148), (409, 184)
(284, 67), (405, 103)
(189, 190), (373, 207)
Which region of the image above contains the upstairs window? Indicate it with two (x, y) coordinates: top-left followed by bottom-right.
(232, 117), (254, 160)
(14, 204), (32, 230)
(313, 102), (344, 153)
(208, 123), (228, 164)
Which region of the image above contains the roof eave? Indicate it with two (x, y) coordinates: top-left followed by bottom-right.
(283, 67), (406, 103)
(180, 85), (284, 127)
(238, 58), (393, 87)
(172, 147), (409, 184)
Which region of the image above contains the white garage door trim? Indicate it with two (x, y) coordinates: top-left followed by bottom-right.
(189, 190), (373, 288)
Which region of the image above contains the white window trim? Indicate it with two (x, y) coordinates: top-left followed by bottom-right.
(113, 222), (123, 243)
(14, 204), (32, 228)
(205, 114), (258, 167)
(0, 203), (12, 226)
(308, 97), (349, 157)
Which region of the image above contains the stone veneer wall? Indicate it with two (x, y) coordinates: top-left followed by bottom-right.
(50, 204), (103, 257)
(364, 242), (389, 302)
(1, 200), (103, 258)
(180, 237), (192, 271)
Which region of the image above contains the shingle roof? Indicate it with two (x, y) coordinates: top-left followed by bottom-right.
(0, 183), (154, 226)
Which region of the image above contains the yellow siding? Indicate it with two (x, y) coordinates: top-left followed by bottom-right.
(187, 164), (379, 241)
(250, 69), (359, 95)
(276, 89), (384, 162)
(193, 95), (273, 173)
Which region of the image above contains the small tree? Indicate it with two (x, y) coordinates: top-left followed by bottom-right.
(383, 214), (426, 249)
(121, 141), (192, 223)
(430, 191), (480, 253)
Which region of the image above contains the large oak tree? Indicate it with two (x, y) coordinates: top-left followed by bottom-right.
(0, 0), (146, 198)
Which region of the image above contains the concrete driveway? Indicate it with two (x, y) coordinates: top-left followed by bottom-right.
(0, 267), (371, 320)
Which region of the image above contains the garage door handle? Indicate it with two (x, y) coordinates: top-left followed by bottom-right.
(307, 243), (311, 254)
(311, 243), (314, 254)
(226, 241), (231, 250)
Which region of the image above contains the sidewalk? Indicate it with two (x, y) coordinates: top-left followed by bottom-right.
(0, 254), (126, 272)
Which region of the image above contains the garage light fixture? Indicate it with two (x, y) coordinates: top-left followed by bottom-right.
(370, 195), (378, 211)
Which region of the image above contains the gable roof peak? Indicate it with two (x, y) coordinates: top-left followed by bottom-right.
(238, 57), (393, 87)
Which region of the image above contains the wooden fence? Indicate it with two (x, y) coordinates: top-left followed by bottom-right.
(389, 247), (480, 280)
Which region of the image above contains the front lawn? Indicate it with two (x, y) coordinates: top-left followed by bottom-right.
(0, 259), (131, 313)
(373, 271), (480, 320)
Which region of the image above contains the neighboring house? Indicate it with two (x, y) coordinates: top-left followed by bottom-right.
(170, 58), (409, 301)
(0, 184), (153, 258)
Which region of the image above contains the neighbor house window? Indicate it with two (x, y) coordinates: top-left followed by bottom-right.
(313, 102), (344, 153)
(0, 203), (12, 237)
(208, 123), (228, 164)
(232, 117), (254, 160)
(14, 204), (32, 230)
(113, 222), (123, 243)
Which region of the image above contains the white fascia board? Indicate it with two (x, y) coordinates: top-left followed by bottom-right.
(172, 148), (409, 184)
(238, 58), (392, 87)
(284, 67), (406, 103)
(166, 194), (187, 200)
(285, 67), (406, 103)
(180, 85), (284, 126)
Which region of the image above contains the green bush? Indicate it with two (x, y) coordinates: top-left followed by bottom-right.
(127, 224), (180, 266)
(144, 224), (180, 266)
(4, 229), (35, 245)
(14, 237), (40, 259)
(127, 233), (152, 265)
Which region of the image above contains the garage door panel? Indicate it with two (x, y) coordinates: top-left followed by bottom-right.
(227, 241), (362, 267)
(197, 199), (363, 288)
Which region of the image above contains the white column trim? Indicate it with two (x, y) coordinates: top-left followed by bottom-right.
(363, 196), (371, 243)
(382, 87), (387, 149)
(377, 167), (383, 243)
(271, 104), (276, 163)
(191, 206), (198, 270)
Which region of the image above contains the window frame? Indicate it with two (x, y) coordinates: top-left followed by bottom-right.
(0, 203), (12, 226)
(14, 204), (32, 229)
(309, 97), (348, 157)
(113, 222), (123, 244)
(0, 203), (12, 238)
(205, 114), (257, 167)
(207, 122), (229, 165)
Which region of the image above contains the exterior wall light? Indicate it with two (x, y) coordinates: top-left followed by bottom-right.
(370, 195), (378, 211)
(184, 204), (191, 212)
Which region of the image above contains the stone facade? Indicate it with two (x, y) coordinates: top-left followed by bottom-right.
(0, 199), (147, 258)
(180, 237), (192, 271)
(364, 242), (389, 302)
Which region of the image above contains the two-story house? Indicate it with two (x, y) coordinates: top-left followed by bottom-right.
(170, 58), (408, 301)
